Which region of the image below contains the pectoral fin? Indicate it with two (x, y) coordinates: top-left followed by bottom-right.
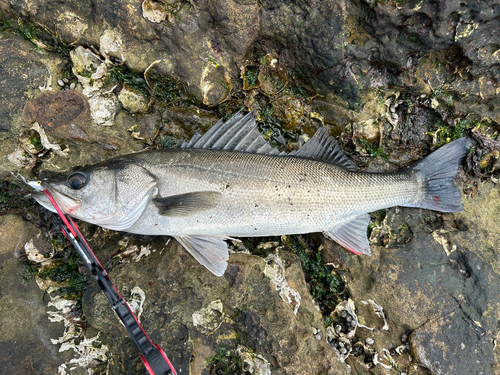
(153, 191), (222, 216)
(324, 214), (371, 255)
(175, 235), (234, 276)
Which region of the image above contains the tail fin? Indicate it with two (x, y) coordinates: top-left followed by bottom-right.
(404, 137), (470, 212)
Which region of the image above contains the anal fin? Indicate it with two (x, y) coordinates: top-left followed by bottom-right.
(175, 235), (234, 276)
(324, 214), (371, 255)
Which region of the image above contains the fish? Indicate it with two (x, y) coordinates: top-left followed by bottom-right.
(31, 111), (470, 276)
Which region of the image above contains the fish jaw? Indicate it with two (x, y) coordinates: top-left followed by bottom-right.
(32, 188), (82, 216)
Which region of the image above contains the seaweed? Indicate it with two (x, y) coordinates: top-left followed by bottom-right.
(283, 235), (346, 323)
(358, 138), (388, 159)
(0, 181), (34, 216)
(109, 65), (148, 93)
(29, 133), (43, 152)
(257, 109), (297, 151)
(158, 134), (178, 149)
(430, 118), (472, 147)
(37, 252), (86, 309)
(242, 65), (259, 88)
(206, 347), (250, 375)
(147, 71), (196, 106)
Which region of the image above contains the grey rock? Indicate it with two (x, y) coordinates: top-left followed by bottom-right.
(0, 217), (70, 374)
(81, 235), (348, 374)
(324, 183), (500, 374)
(411, 308), (493, 375)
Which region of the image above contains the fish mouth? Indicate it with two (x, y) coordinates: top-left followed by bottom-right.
(32, 190), (57, 213)
(32, 187), (82, 215)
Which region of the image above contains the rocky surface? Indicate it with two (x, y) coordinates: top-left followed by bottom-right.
(0, 214), (70, 374)
(324, 183), (500, 374)
(0, 0), (499, 374)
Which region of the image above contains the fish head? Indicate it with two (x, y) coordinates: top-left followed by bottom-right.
(32, 160), (158, 230)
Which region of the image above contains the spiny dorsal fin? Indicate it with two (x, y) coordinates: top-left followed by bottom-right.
(181, 111), (355, 167)
(290, 128), (357, 171)
(181, 110), (279, 154)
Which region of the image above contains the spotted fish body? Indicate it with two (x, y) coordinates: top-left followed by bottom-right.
(32, 111), (470, 276)
(124, 150), (416, 237)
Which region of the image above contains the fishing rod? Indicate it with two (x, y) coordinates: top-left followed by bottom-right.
(43, 188), (176, 375)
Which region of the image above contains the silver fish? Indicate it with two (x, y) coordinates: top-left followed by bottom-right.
(32, 111), (470, 276)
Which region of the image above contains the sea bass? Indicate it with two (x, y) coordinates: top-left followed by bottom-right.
(32, 111), (470, 276)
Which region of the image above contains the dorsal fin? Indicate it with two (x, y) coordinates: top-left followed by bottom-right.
(181, 111), (356, 168)
(181, 110), (279, 154)
(289, 128), (357, 171)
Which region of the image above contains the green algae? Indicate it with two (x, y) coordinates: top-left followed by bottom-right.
(109, 65), (148, 93)
(38, 253), (86, 303)
(206, 346), (249, 375)
(0, 181), (34, 216)
(283, 235), (346, 326)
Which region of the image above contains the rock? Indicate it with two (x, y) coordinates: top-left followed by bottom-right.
(1, 0), (499, 121)
(55, 11), (89, 44)
(81, 236), (348, 374)
(88, 93), (120, 126)
(22, 90), (91, 138)
(118, 83), (150, 114)
(455, 182), (500, 275)
(411, 309), (493, 375)
(158, 106), (220, 141)
(70, 46), (108, 97)
(200, 63), (232, 106)
(0, 33), (66, 175)
(0, 214), (38, 263)
(0, 215), (70, 374)
(99, 29), (124, 58)
(0, 28), (159, 178)
(322, 183), (500, 374)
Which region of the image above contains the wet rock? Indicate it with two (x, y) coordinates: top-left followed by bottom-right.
(0, 0), (498, 123)
(70, 46), (108, 97)
(118, 83), (150, 114)
(323, 183), (500, 373)
(0, 33), (66, 174)
(455, 182), (500, 275)
(88, 93), (120, 126)
(55, 11), (89, 44)
(353, 119), (380, 145)
(81, 236), (348, 374)
(22, 90), (91, 138)
(0, 215), (71, 374)
(369, 207), (413, 249)
(192, 299), (225, 334)
(0, 23), (164, 178)
(0, 214), (38, 263)
(411, 309), (493, 375)
(158, 106), (220, 141)
(200, 63), (232, 107)
(99, 29), (124, 59)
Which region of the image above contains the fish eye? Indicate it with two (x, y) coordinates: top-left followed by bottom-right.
(67, 172), (87, 190)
